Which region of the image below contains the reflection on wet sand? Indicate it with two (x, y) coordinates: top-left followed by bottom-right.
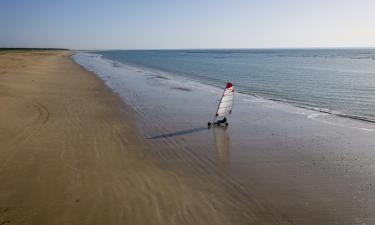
(213, 128), (230, 172)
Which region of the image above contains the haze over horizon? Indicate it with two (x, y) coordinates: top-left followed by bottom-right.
(1, 0), (374, 49)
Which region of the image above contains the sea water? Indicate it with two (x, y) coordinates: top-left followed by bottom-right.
(97, 49), (375, 123)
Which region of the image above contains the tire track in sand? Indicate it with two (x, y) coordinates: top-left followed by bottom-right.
(0, 96), (50, 173)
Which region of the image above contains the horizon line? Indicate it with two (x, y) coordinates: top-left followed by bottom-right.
(76, 46), (375, 51)
(2, 46), (375, 51)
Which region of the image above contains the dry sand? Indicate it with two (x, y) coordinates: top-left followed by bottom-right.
(0, 51), (290, 225)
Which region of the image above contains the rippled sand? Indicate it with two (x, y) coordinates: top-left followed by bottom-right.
(0, 51), (289, 225)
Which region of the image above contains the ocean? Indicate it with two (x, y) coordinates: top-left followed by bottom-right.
(97, 49), (375, 123)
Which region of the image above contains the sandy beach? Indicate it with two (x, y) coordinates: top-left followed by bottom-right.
(1, 51), (375, 225)
(0, 51), (286, 225)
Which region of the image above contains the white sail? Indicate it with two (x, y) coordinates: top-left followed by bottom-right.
(215, 83), (234, 117)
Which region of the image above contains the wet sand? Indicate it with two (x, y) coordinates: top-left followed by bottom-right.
(75, 52), (375, 225)
(0, 51), (291, 225)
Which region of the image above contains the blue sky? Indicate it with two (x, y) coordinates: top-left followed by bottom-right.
(1, 0), (374, 49)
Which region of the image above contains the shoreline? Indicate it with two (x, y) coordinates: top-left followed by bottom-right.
(74, 51), (375, 225)
(80, 51), (375, 128)
(92, 51), (375, 125)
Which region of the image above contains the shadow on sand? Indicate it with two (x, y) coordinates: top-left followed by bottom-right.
(149, 127), (208, 139)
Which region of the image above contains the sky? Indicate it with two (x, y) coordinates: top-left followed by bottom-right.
(0, 0), (375, 49)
